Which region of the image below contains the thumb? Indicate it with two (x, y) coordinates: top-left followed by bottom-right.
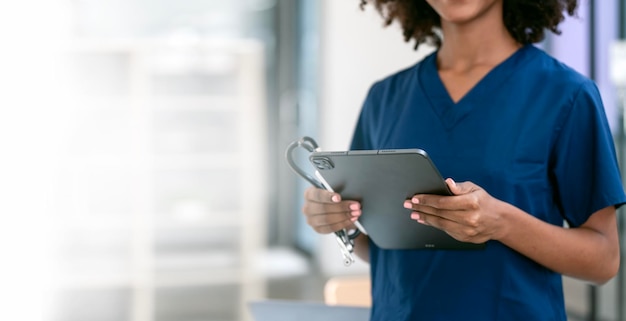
(445, 178), (472, 195)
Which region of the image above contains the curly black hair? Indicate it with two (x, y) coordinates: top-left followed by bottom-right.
(360, 0), (578, 49)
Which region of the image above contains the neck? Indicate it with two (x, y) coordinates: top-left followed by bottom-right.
(437, 4), (521, 71)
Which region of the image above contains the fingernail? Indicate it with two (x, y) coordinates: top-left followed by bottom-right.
(411, 213), (426, 224)
(403, 201), (412, 209)
(331, 195), (340, 202)
(411, 197), (419, 204)
(351, 216), (359, 222)
(351, 210), (362, 217)
(349, 203), (360, 210)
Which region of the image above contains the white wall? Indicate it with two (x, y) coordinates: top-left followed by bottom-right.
(315, 0), (435, 276)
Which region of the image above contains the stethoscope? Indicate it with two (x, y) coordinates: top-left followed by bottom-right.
(285, 136), (361, 266)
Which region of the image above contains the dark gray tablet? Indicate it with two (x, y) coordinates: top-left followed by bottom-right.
(309, 149), (485, 250)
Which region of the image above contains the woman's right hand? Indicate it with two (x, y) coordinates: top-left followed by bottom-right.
(302, 187), (362, 234)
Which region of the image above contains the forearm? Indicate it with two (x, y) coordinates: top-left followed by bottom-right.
(496, 203), (620, 284)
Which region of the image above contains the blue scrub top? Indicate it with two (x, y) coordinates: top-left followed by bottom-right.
(350, 45), (626, 321)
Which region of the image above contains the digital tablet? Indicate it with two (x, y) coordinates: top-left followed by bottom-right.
(309, 149), (485, 250)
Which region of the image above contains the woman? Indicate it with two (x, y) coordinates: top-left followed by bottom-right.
(302, 0), (626, 320)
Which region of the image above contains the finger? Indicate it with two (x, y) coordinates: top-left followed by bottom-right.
(412, 212), (485, 243)
(412, 201), (475, 224)
(411, 211), (456, 235)
(412, 196), (468, 224)
(313, 222), (354, 234)
(446, 178), (474, 196)
(410, 186), (474, 212)
(304, 186), (341, 203)
(410, 194), (456, 211)
(404, 197), (455, 213)
(410, 202), (442, 216)
(410, 202), (461, 224)
(410, 211), (450, 229)
(303, 200), (361, 216)
(307, 212), (360, 232)
(446, 178), (458, 194)
(302, 202), (361, 235)
(413, 189), (480, 214)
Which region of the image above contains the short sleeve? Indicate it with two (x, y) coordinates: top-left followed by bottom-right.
(551, 81), (626, 227)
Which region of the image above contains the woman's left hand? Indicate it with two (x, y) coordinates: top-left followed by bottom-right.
(404, 178), (507, 244)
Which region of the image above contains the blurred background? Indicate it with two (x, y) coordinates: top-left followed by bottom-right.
(0, 0), (624, 321)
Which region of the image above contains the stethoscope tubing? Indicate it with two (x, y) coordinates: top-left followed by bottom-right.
(285, 136), (361, 242)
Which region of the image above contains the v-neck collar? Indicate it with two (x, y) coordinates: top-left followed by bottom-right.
(418, 45), (535, 130)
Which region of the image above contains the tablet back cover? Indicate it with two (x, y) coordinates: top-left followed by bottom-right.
(310, 149), (484, 250)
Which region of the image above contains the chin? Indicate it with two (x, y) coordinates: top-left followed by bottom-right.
(440, 12), (483, 24)
(427, 0), (501, 25)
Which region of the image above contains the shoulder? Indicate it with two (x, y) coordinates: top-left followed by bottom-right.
(516, 46), (603, 126)
(366, 52), (434, 103)
(354, 55), (432, 148)
(524, 46), (598, 98)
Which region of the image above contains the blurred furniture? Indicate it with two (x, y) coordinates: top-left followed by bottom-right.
(54, 38), (268, 321)
(324, 276), (371, 307)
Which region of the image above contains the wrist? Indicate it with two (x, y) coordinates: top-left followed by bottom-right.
(491, 200), (516, 241)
